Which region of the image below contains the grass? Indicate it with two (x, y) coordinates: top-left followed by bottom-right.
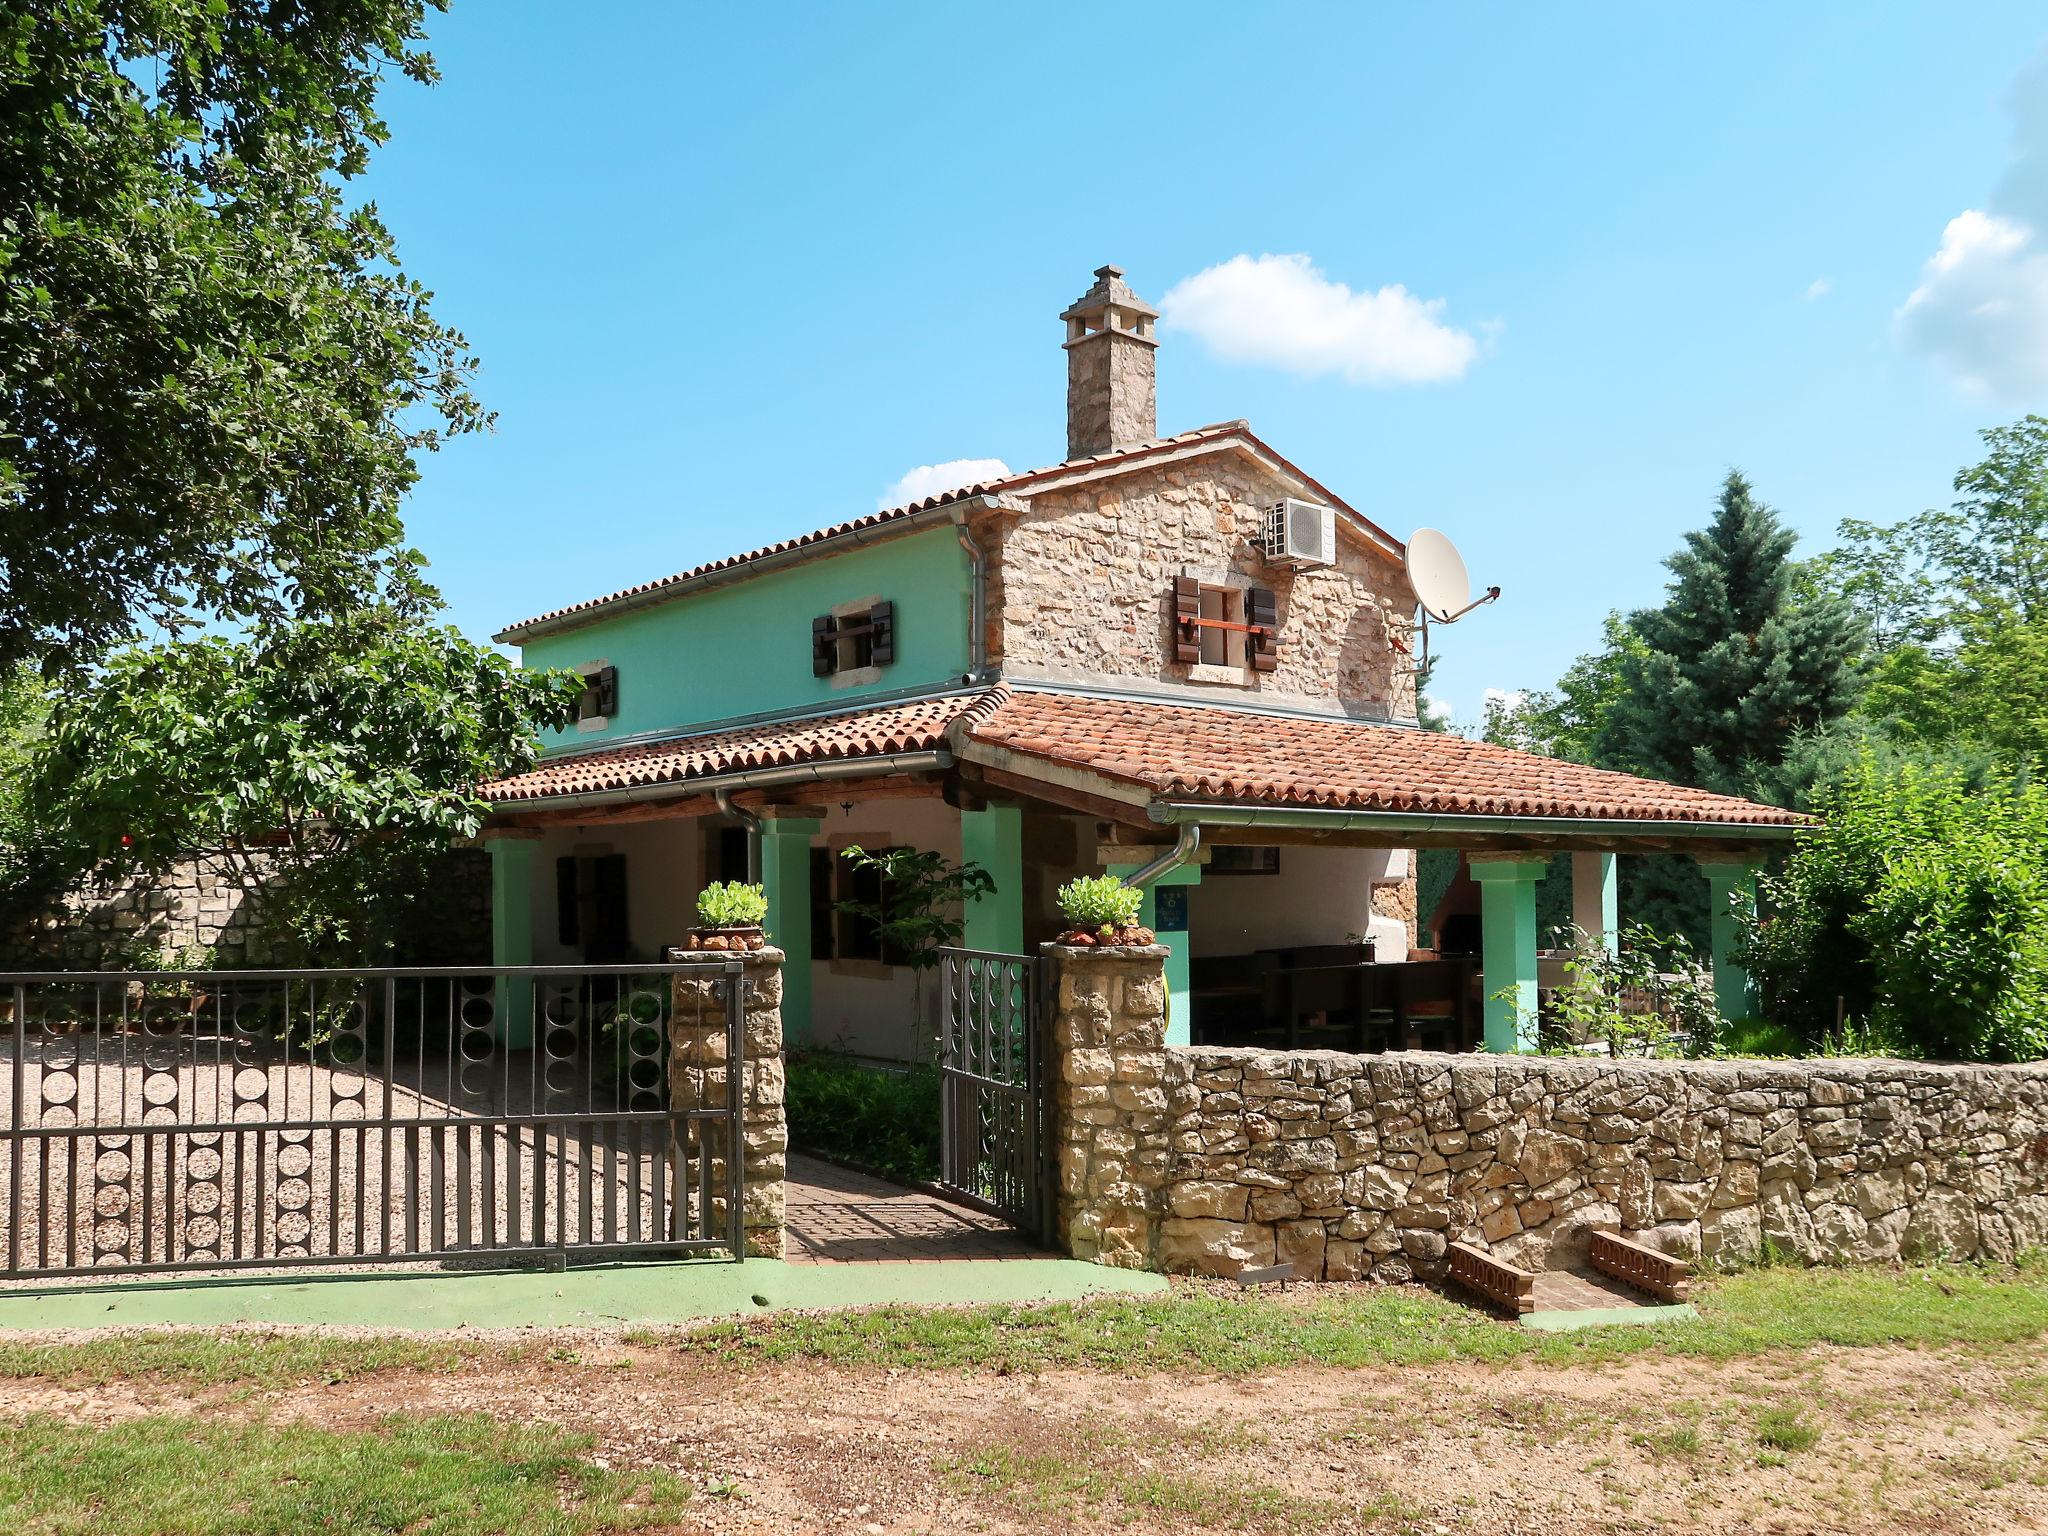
(0, 1331), (495, 1388)
(0, 1413), (690, 1535)
(1755, 1406), (1821, 1454)
(679, 1257), (2048, 1374)
(939, 1441), (1424, 1533)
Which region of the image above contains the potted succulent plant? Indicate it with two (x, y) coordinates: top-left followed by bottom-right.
(1054, 874), (1156, 948)
(680, 880), (770, 952)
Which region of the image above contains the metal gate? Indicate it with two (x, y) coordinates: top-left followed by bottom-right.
(0, 962), (745, 1278)
(936, 947), (1049, 1243)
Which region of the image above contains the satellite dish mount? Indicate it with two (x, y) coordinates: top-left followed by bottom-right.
(1401, 527), (1501, 680)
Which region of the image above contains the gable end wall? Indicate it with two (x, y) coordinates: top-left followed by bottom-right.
(986, 456), (1417, 717)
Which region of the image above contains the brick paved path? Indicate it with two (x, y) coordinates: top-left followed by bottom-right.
(782, 1153), (1046, 1263)
(1528, 1266), (1656, 1311)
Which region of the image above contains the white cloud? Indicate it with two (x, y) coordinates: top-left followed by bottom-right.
(1160, 253), (1479, 385)
(1482, 687), (1528, 713)
(1804, 277), (1832, 301)
(878, 457), (1011, 510)
(1899, 51), (2048, 400)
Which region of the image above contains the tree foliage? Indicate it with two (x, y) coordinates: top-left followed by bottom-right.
(1744, 760), (2048, 1063)
(1595, 471), (1866, 796)
(26, 606), (583, 963)
(0, 0), (479, 674)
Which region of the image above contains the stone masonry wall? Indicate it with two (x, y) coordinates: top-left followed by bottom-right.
(669, 949), (787, 1258)
(1049, 946), (2048, 1280)
(988, 454), (1418, 719)
(2, 848), (492, 969)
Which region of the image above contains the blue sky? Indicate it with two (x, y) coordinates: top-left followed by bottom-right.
(367, 3), (2048, 723)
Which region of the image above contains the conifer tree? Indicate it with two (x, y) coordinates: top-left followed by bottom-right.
(1596, 472), (1865, 797)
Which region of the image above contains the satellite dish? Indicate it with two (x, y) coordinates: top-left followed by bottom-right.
(1407, 528), (1473, 623)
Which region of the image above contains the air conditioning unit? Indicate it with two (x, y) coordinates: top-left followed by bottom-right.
(1262, 498), (1337, 569)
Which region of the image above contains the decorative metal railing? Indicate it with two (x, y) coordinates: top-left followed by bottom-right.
(0, 963), (743, 1277)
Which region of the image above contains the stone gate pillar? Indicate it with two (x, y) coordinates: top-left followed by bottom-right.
(670, 948), (786, 1258)
(1045, 942), (1175, 1268)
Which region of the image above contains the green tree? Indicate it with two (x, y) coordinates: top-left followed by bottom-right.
(0, 0), (480, 675)
(27, 605), (583, 964)
(1595, 471), (1865, 797)
(1924, 415), (2048, 623)
(1744, 759), (2048, 1062)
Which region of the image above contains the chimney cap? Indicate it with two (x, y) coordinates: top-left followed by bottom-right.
(1061, 263), (1159, 324)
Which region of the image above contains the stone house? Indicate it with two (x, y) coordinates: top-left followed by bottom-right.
(480, 265), (1802, 1063)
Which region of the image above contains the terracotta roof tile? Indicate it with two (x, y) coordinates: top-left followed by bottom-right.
(481, 690), (1005, 805)
(495, 422), (1400, 641)
(965, 690), (1808, 827)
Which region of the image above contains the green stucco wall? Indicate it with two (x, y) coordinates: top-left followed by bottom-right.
(521, 526), (973, 744)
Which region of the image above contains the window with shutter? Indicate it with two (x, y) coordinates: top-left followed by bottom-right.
(1174, 578), (1279, 678)
(575, 664), (617, 723)
(818, 600), (898, 676)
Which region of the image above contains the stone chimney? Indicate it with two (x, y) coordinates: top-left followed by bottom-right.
(1061, 264), (1158, 459)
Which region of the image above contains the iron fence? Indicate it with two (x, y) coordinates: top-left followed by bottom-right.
(0, 962), (744, 1277)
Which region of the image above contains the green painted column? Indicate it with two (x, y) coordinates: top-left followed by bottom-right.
(760, 815), (821, 1046)
(1470, 855), (1548, 1053)
(1698, 858), (1762, 1021)
(960, 804), (1024, 955)
(1571, 851), (1619, 957)
(1107, 862), (1203, 1047)
(488, 834), (538, 1050)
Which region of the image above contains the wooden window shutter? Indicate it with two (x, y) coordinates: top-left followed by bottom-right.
(811, 614), (838, 677)
(592, 665), (619, 716)
(555, 856), (580, 946)
(868, 600), (896, 667)
(1247, 587), (1280, 672)
(1172, 576), (1202, 663)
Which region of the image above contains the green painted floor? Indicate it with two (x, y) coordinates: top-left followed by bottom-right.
(0, 1258), (1167, 1333)
(1522, 1302), (1699, 1332)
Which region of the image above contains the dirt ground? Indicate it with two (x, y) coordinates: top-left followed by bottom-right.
(2, 1323), (2043, 1534)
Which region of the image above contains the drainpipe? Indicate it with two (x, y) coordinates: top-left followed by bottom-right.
(711, 788), (762, 884)
(1120, 821), (1201, 890)
(950, 506), (989, 682)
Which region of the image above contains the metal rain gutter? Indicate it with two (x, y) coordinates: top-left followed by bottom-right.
(950, 506), (990, 682)
(1145, 801), (1805, 842)
(711, 788), (763, 883)
(1120, 822), (1202, 889)
(487, 749), (954, 818)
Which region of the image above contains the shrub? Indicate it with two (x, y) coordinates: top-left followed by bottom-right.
(1056, 874), (1143, 934)
(1744, 758), (2048, 1062)
(696, 880), (767, 928)
(1544, 922), (1720, 1057)
(784, 1051), (941, 1185)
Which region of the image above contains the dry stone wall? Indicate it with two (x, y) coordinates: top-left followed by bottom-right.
(669, 948), (787, 1257)
(1049, 946), (2048, 1279)
(2, 849), (492, 969)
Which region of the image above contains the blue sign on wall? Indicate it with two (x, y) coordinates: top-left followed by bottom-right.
(1154, 885), (1189, 933)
